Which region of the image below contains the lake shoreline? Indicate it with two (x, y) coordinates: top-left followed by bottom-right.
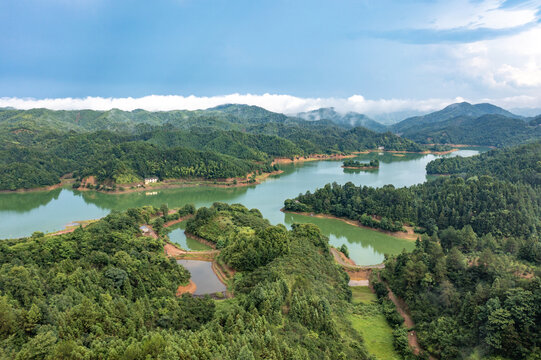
(282, 209), (418, 241)
(0, 146), (466, 194)
(342, 166), (379, 170)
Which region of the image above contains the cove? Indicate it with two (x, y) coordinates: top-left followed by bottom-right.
(0, 147), (488, 265)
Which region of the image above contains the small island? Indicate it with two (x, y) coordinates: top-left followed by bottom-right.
(342, 159), (380, 169)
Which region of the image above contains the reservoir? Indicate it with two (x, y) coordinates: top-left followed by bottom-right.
(176, 260), (226, 295)
(0, 148), (488, 265)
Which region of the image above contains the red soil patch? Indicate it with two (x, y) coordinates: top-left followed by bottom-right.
(164, 243), (186, 256)
(331, 247), (357, 266)
(176, 280), (196, 296)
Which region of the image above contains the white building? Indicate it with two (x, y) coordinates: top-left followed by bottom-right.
(144, 177), (159, 184)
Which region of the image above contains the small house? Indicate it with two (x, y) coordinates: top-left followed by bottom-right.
(139, 225), (150, 234)
(144, 177), (159, 184)
(377, 146), (385, 150)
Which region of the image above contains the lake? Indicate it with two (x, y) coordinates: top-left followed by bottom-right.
(0, 148), (488, 265)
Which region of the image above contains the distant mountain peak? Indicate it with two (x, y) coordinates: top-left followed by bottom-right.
(392, 101), (522, 134)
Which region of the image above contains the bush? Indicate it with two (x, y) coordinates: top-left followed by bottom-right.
(340, 244), (349, 258)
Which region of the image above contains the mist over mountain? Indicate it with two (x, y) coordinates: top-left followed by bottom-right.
(369, 110), (427, 125)
(510, 108), (541, 117)
(296, 107), (387, 132)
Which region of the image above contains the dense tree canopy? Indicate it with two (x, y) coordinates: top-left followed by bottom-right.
(0, 205), (375, 359)
(427, 142), (541, 187)
(287, 143), (541, 358)
(0, 106), (425, 191)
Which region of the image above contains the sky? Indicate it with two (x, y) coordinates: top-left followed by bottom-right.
(1, 0), (541, 116)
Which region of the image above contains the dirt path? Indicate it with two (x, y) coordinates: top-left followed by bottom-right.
(140, 224), (158, 239)
(164, 243), (186, 256)
(330, 247), (385, 270)
(386, 285), (435, 359)
(330, 247), (357, 266)
(330, 247), (385, 286)
(163, 214), (193, 228)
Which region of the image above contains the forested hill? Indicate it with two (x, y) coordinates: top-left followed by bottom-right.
(0, 106), (424, 191)
(285, 142), (541, 359)
(427, 142), (541, 186)
(399, 114), (541, 147)
(388, 101), (541, 147)
(0, 105), (344, 133)
(0, 205), (372, 359)
(286, 143), (541, 238)
(391, 102), (522, 134)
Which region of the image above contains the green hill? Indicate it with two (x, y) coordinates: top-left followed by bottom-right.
(398, 114), (540, 147)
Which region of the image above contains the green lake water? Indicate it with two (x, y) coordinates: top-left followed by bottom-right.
(0, 148), (488, 265)
(176, 260), (226, 295)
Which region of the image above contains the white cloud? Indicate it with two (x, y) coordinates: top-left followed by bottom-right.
(454, 24), (541, 88)
(428, 0), (540, 30)
(1, 93), (539, 116)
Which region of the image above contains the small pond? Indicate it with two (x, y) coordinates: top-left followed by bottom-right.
(177, 259), (226, 295)
(167, 222), (213, 251)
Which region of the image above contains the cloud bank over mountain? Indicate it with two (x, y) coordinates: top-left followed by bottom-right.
(2, 93), (540, 117)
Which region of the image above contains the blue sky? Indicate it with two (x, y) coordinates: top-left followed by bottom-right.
(1, 0), (541, 115)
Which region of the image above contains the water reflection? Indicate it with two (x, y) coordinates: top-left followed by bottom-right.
(0, 148), (485, 264)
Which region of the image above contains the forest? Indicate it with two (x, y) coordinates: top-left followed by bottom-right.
(0, 204), (376, 359)
(0, 105), (424, 191)
(426, 142), (541, 187)
(397, 114), (541, 147)
(285, 142), (541, 359)
(343, 159), (379, 168)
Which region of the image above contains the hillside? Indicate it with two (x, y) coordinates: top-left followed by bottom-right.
(399, 113), (541, 147)
(296, 107), (387, 132)
(0, 205), (372, 359)
(284, 142), (541, 358)
(0, 107), (425, 191)
(391, 102), (523, 134)
(427, 141), (541, 187)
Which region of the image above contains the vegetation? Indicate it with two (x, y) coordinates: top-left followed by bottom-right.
(427, 142), (541, 187)
(377, 233), (540, 359)
(398, 114), (540, 147)
(0, 204), (376, 359)
(287, 143), (541, 358)
(390, 102), (540, 147)
(285, 174), (540, 238)
(349, 287), (401, 360)
(0, 105), (426, 191)
(343, 159), (379, 169)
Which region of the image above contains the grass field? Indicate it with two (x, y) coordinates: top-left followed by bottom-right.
(351, 286), (376, 304)
(349, 287), (401, 360)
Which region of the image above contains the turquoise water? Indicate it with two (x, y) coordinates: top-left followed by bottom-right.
(0, 148), (487, 265)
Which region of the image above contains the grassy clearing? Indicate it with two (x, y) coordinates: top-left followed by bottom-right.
(349, 286), (401, 360)
(351, 286), (376, 304)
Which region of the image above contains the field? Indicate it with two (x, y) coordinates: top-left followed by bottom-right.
(349, 287), (401, 360)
